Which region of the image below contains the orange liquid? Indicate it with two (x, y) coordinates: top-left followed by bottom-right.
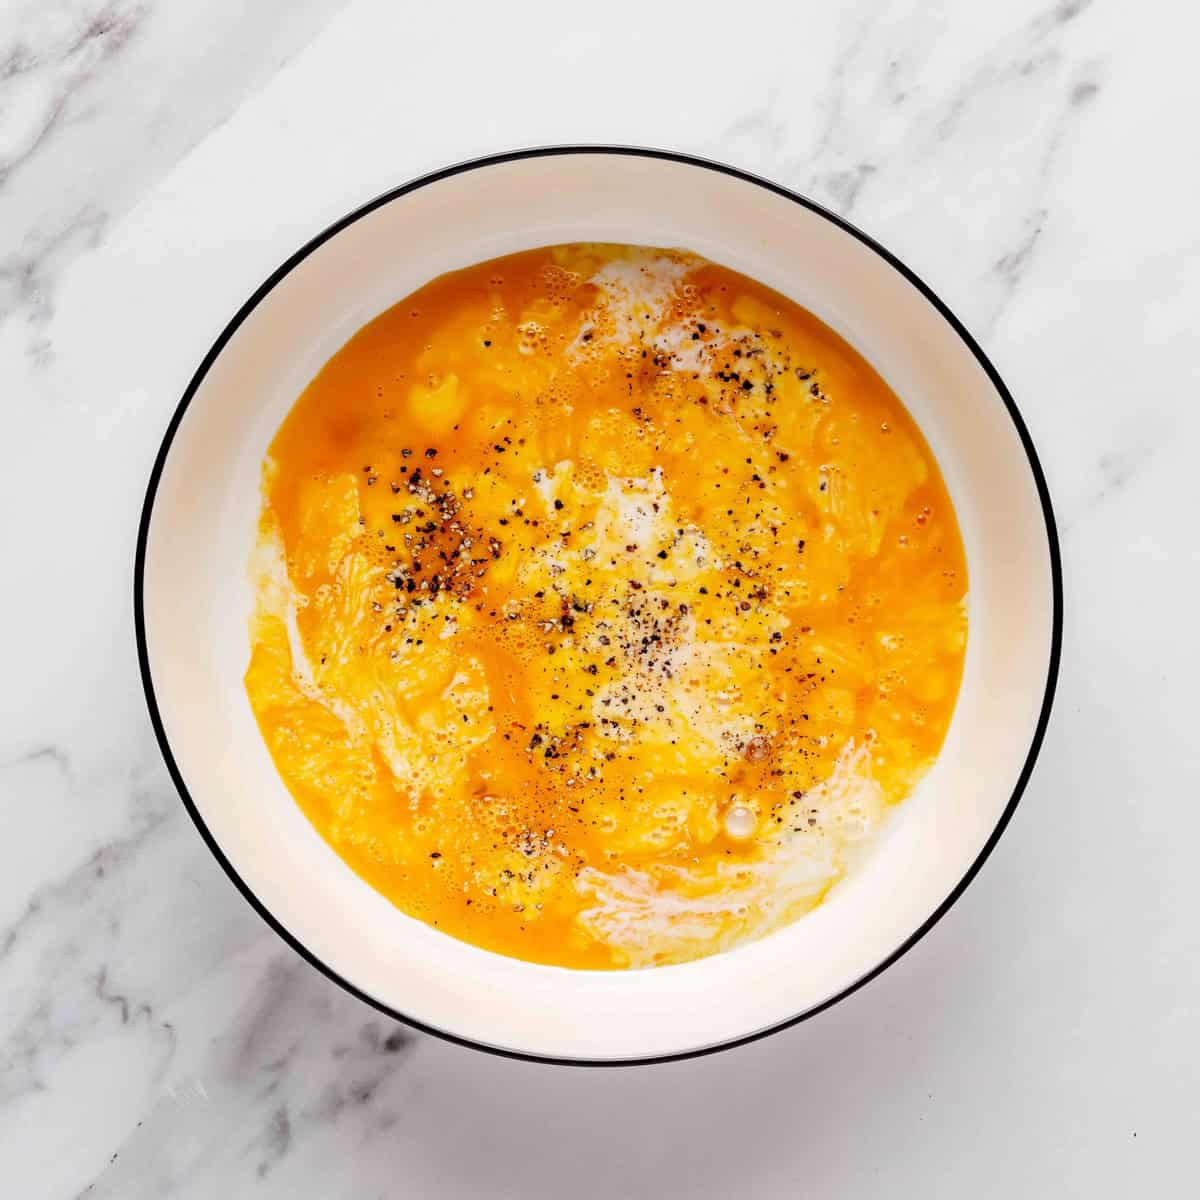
(245, 244), (967, 968)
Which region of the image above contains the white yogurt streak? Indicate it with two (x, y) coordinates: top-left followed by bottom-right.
(574, 739), (886, 966)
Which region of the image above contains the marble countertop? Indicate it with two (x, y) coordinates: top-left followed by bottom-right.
(2, 0), (1195, 1194)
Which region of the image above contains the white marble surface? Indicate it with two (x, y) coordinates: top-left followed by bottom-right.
(1, 0), (1196, 1194)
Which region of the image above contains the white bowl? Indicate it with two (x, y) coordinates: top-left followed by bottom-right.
(136, 148), (1061, 1064)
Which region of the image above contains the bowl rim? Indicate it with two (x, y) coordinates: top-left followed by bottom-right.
(134, 144), (1064, 1067)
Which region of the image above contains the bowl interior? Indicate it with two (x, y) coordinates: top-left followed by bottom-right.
(139, 150), (1057, 1062)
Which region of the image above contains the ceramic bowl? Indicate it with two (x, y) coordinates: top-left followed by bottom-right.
(136, 147), (1061, 1064)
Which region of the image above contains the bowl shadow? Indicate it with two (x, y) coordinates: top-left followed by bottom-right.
(402, 898), (997, 1199)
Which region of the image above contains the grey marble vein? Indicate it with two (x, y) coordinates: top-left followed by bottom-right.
(0, 802), (174, 1105)
(0, 0), (145, 185)
(78, 957), (418, 1197)
(696, 0), (1111, 353)
(0, 0), (351, 359)
(0, 742), (71, 775)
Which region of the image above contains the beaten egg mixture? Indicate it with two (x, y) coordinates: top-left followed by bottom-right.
(245, 244), (967, 969)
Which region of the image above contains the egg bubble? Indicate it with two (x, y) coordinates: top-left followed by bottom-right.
(723, 804), (757, 840)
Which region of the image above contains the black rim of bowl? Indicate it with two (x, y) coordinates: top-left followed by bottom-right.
(134, 145), (1064, 1067)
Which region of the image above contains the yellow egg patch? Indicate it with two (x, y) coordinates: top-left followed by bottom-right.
(245, 244), (968, 969)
